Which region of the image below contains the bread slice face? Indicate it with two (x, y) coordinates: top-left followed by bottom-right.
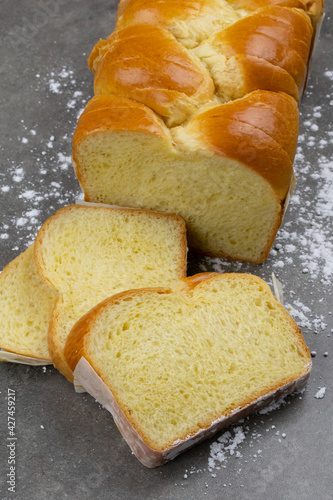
(65, 273), (311, 466)
(34, 205), (187, 381)
(73, 91), (297, 263)
(0, 245), (57, 360)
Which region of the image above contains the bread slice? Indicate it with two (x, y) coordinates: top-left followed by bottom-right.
(34, 205), (187, 382)
(65, 272), (311, 467)
(0, 245), (57, 361)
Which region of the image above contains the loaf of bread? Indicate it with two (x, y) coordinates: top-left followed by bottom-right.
(65, 272), (311, 467)
(72, 0), (323, 263)
(0, 245), (57, 361)
(34, 205), (187, 381)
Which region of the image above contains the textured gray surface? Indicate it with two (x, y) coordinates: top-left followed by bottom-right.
(0, 1), (332, 499)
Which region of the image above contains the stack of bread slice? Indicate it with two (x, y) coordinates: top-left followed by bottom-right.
(0, 204), (187, 379)
(0, 203), (312, 466)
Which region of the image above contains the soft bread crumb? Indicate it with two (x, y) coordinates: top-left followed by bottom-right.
(34, 205), (187, 380)
(66, 273), (311, 451)
(0, 245), (57, 359)
(75, 130), (281, 263)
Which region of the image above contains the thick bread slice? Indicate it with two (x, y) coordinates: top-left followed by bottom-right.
(0, 245), (57, 360)
(34, 205), (187, 382)
(65, 272), (311, 467)
(73, 91), (298, 263)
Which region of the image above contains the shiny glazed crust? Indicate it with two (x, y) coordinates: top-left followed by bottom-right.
(73, 90), (298, 204)
(71, 0), (323, 262)
(116, 0), (323, 31)
(180, 90), (298, 201)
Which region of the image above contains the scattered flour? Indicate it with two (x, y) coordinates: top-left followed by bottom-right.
(57, 152), (72, 170)
(19, 190), (37, 200)
(1, 64), (87, 249)
(315, 387), (326, 399)
(48, 67), (76, 94)
(208, 426), (246, 471)
(324, 70), (333, 80)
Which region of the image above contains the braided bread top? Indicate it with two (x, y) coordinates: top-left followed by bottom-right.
(74, 0), (323, 203)
(88, 0), (317, 128)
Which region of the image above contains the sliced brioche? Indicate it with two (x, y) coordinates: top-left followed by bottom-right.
(34, 205), (187, 382)
(0, 245), (57, 361)
(65, 272), (311, 467)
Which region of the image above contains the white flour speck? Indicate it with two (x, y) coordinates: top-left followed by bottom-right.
(208, 426), (246, 471)
(315, 388), (326, 399)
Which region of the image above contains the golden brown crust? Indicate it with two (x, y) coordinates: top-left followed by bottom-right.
(73, 0), (323, 263)
(116, 0), (217, 31)
(185, 90), (298, 200)
(116, 0), (323, 32)
(227, 0), (324, 22)
(88, 25), (215, 124)
(63, 299), (96, 374)
(209, 6), (313, 91)
(235, 54), (300, 101)
(73, 94), (168, 145)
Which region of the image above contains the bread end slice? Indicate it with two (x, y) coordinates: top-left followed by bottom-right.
(0, 245), (57, 361)
(65, 273), (311, 466)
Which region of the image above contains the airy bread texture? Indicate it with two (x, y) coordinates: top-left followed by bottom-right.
(72, 0), (323, 263)
(0, 245), (57, 360)
(34, 205), (187, 381)
(65, 273), (311, 465)
(73, 91), (297, 263)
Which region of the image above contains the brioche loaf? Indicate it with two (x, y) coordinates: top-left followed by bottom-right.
(0, 245), (57, 361)
(72, 0), (323, 263)
(73, 90), (298, 263)
(34, 205), (187, 381)
(65, 272), (311, 467)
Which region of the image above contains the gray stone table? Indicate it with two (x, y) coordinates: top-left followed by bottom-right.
(0, 1), (332, 499)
